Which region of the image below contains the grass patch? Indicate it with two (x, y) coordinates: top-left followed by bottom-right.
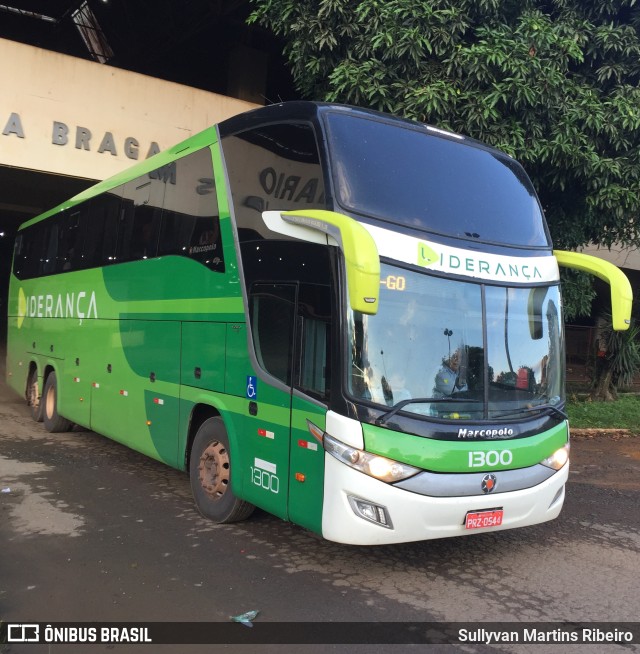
(566, 395), (640, 430)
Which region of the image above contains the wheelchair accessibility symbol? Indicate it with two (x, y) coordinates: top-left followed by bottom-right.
(246, 376), (257, 400)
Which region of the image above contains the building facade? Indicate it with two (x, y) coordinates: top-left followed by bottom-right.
(0, 37), (259, 339)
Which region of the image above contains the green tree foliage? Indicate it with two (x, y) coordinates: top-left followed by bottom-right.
(249, 0), (640, 256)
(590, 314), (640, 400)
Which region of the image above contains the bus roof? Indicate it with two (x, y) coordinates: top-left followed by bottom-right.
(19, 102), (535, 244)
(218, 100), (494, 153)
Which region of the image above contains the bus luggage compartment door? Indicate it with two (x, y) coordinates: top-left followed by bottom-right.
(90, 319), (181, 466)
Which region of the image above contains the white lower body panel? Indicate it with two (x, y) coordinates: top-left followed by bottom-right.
(321, 453), (568, 545)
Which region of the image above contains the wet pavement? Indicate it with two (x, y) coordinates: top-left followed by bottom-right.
(0, 377), (639, 654)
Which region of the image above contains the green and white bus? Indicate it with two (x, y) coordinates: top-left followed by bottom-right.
(6, 102), (632, 545)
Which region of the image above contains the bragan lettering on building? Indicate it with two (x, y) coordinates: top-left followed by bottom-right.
(2, 111), (161, 160)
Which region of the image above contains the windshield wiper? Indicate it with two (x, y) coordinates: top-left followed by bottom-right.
(375, 397), (481, 427)
(491, 403), (568, 421)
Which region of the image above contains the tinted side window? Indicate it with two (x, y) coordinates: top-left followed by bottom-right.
(13, 225), (45, 279)
(12, 233), (25, 279)
(12, 147), (222, 278)
(221, 123), (326, 241)
(40, 221), (61, 276)
(117, 175), (164, 262)
(158, 147), (224, 272)
(56, 207), (87, 272)
(82, 191), (122, 268)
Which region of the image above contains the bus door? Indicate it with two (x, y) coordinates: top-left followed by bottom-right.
(244, 280), (331, 529)
(287, 281), (332, 535)
(240, 282), (298, 519)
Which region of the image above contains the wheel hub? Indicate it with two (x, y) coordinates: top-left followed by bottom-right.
(198, 441), (230, 499)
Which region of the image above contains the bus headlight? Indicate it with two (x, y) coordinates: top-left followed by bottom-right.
(541, 443), (570, 470)
(323, 432), (420, 482)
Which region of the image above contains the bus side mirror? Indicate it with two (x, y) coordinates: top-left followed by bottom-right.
(554, 249), (633, 331)
(262, 209), (380, 315)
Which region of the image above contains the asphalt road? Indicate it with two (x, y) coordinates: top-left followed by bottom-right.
(1, 377), (639, 654)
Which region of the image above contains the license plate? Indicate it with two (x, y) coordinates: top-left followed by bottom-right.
(464, 508), (504, 530)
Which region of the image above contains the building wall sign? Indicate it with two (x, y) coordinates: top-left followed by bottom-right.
(52, 120), (160, 160)
(1, 38), (257, 182)
(2, 112), (161, 161)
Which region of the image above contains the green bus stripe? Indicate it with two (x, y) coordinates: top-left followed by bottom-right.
(120, 297), (244, 313)
(363, 421), (568, 472)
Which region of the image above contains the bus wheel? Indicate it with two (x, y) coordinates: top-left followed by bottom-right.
(26, 367), (44, 422)
(190, 417), (254, 523)
(42, 372), (73, 433)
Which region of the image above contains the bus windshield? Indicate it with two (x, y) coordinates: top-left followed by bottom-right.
(348, 264), (564, 422)
(325, 111), (549, 248)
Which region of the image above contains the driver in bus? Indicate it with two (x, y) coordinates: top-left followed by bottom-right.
(433, 348), (468, 397)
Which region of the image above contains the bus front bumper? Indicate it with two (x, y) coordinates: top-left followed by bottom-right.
(321, 453), (568, 545)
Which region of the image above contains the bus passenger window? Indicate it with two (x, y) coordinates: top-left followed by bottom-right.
(12, 232), (26, 279)
(158, 147), (224, 272)
(221, 122), (326, 239)
(117, 174), (164, 262)
(82, 191), (121, 266)
(130, 208), (161, 260)
(40, 222), (59, 276)
(13, 225), (44, 280)
(57, 208), (87, 272)
(159, 212), (224, 271)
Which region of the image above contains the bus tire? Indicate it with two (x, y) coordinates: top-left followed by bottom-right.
(42, 372), (73, 433)
(26, 367), (44, 422)
(190, 417), (255, 523)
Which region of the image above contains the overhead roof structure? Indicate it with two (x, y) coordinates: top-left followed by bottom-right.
(0, 1), (296, 314)
(0, 0), (294, 102)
